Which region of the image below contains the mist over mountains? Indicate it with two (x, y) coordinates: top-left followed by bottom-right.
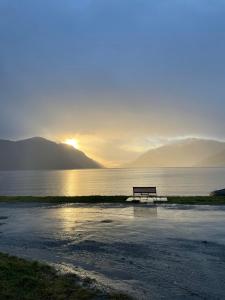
(0, 137), (225, 170)
(129, 138), (225, 168)
(198, 149), (225, 167)
(0, 137), (101, 170)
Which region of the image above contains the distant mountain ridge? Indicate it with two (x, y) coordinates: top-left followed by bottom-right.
(128, 138), (225, 167)
(198, 149), (225, 167)
(0, 137), (101, 170)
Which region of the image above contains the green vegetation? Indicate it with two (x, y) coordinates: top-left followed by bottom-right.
(0, 195), (225, 205)
(166, 196), (225, 205)
(0, 252), (131, 300)
(0, 195), (128, 203)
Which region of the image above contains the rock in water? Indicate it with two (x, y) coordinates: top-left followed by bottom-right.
(210, 189), (225, 196)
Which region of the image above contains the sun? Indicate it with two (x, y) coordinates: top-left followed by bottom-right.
(65, 138), (79, 149)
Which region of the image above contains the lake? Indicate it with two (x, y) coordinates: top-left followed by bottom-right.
(0, 167), (224, 196)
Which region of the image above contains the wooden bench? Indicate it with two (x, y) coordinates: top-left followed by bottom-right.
(133, 186), (157, 199)
(126, 187), (167, 203)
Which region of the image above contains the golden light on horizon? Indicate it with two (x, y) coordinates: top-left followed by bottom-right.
(64, 138), (79, 149)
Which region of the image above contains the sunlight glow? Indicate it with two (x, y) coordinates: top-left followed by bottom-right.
(65, 138), (79, 149)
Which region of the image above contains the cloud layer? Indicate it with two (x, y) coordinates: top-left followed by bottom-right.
(0, 0), (225, 164)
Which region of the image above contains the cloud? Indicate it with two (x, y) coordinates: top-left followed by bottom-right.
(0, 0), (225, 163)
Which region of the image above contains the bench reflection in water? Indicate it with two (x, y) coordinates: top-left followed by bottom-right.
(133, 205), (157, 217)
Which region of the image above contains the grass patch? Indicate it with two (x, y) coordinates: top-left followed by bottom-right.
(0, 195), (225, 205)
(0, 252), (131, 300)
(0, 195), (128, 203)
(166, 196), (225, 205)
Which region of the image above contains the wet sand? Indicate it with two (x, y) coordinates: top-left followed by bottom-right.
(0, 202), (225, 299)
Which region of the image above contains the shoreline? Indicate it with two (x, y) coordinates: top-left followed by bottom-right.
(0, 195), (225, 205)
(0, 252), (131, 300)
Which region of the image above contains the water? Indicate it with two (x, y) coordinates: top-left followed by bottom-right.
(0, 168), (224, 196)
(0, 168), (225, 196)
(1, 202), (225, 299)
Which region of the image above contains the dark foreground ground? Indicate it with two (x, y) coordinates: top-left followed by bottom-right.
(0, 252), (130, 300)
(0, 195), (225, 204)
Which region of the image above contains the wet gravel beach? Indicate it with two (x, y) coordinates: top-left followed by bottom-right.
(0, 202), (225, 299)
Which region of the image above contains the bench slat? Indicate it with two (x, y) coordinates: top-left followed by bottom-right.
(133, 187), (156, 194)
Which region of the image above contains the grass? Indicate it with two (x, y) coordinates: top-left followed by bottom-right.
(0, 252), (131, 300)
(0, 195), (225, 205)
(0, 195), (128, 203)
(166, 196), (225, 205)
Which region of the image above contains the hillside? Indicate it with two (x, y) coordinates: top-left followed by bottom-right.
(198, 149), (225, 167)
(0, 137), (101, 170)
(129, 139), (225, 167)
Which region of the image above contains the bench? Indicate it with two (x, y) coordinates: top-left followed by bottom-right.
(126, 187), (167, 203)
(133, 186), (157, 198)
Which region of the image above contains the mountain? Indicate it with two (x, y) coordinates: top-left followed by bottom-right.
(198, 149), (225, 167)
(129, 138), (225, 167)
(0, 137), (101, 170)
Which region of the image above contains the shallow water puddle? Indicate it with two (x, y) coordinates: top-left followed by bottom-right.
(1, 203), (225, 299)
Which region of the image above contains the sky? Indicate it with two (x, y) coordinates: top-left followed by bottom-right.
(1, 0), (225, 166)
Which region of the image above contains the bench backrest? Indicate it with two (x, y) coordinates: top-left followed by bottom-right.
(133, 186), (157, 196)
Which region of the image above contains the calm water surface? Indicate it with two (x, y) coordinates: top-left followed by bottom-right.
(0, 168), (224, 196)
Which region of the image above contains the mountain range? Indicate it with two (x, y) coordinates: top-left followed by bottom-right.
(129, 138), (225, 167)
(0, 137), (225, 170)
(0, 137), (101, 170)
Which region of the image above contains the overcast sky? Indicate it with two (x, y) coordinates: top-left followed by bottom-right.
(1, 0), (225, 165)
